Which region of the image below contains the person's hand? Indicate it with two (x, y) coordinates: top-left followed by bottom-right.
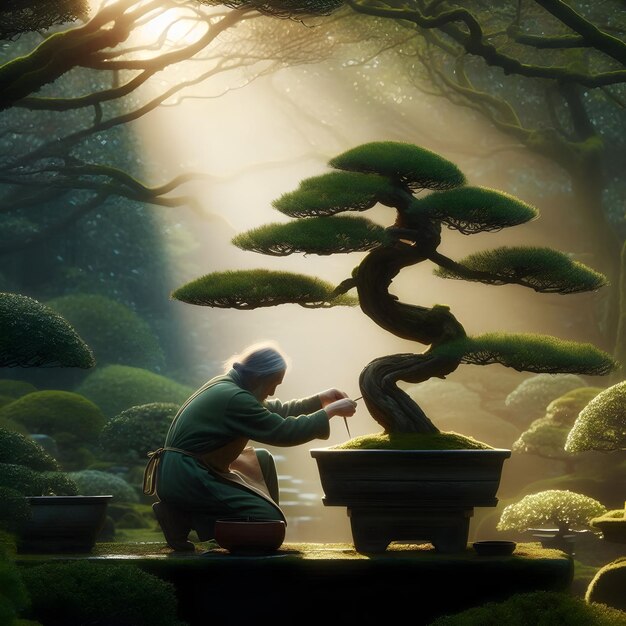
(318, 388), (349, 407)
(323, 398), (357, 419)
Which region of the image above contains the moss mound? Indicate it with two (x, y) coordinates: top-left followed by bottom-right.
(0, 391), (105, 442)
(586, 558), (626, 612)
(332, 431), (493, 450)
(76, 365), (194, 418)
(430, 590), (626, 625)
(69, 470), (138, 502)
(46, 294), (165, 371)
(19, 561), (186, 626)
(0, 380), (37, 400)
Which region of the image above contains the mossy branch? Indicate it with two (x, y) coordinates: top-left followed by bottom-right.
(232, 215), (390, 256)
(431, 246), (607, 294)
(430, 332), (618, 375)
(272, 171), (398, 218)
(412, 186), (538, 234)
(329, 141), (466, 191)
(171, 269), (358, 309)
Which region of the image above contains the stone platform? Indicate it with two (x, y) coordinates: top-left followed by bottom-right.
(16, 541), (574, 625)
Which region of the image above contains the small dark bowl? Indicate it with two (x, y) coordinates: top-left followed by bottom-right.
(214, 518), (286, 555)
(472, 540), (516, 556)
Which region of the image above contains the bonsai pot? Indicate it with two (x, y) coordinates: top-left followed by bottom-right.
(17, 495), (113, 554)
(310, 447), (510, 554)
(214, 518), (286, 555)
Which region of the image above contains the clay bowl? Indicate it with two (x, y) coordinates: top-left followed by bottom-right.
(472, 540), (517, 556)
(214, 518), (286, 555)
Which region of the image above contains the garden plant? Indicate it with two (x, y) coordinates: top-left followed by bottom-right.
(173, 141), (617, 446)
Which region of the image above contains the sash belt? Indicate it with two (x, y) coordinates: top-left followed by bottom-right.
(142, 447), (197, 496)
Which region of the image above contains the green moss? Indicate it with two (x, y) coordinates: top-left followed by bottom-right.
(0, 381), (37, 399)
(99, 402), (178, 463)
(432, 333), (617, 376)
(0, 391), (105, 442)
(171, 269), (357, 309)
(585, 558), (626, 612)
(0, 292), (95, 368)
(417, 186), (538, 233)
(565, 381), (626, 452)
(273, 171), (398, 217)
(232, 216), (390, 256)
(46, 294), (165, 371)
(76, 365), (194, 418)
(430, 590), (626, 625)
(329, 141), (466, 191)
(332, 431), (493, 450)
(19, 561), (186, 626)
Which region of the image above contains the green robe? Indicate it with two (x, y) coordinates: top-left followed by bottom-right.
(155, 369), (329, 540)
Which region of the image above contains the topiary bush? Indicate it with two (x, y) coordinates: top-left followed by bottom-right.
(565, 381), (626, 453)
(0, 391), (106, 470)
(19, 561), (187, 626)
(504, 374), (588, 426)
(68, 470), (138, 502)
(585, 558), (626, 612)
(0, 380), (37, 400)
(46, 294), (166, 371)
(497, 489), (607, 537)
(429, 590), (626, 625)
(76, 365), (193, 418)
(0, 464), (77, 497)
(0, 531), (30, 626)
(0, 390), (105, 443)
(0, 429), (58, 473)
(0, 488), (30, 534)
(99, 402), (178, 463)
(0, 292), (95, 368)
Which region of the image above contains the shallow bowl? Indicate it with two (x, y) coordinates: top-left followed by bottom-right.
(214, 518), (286, 555)
(472, 540), (516, 556)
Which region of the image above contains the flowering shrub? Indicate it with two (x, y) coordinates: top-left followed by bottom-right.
(69, 470), (138, 502)
(565, 381), (626, 453)
(497, 489), (606, 534)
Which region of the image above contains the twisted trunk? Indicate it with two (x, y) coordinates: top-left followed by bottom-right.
(354, 218), (466, 433)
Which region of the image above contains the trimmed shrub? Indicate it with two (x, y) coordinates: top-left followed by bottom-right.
(69, 470), (138, 502)
(0, 488), (30, 534)
(497, 490), (607, 535)
(99, 402), (178, 463)
(76, 365), (193, 418)
(430, 590), (626, 625)
(0, 429), (58, 472)
(0, 381), (37, 400)
(0, 531), (30, 626)
(586, 558), (626, 612)
(0, 391), (105, 443)
(46, 294), (165, 371)
(566, 381), (626, 453)
(0, 464), (77, 497)
(504, 374), (587, 425)
(19, 561), (186, 626)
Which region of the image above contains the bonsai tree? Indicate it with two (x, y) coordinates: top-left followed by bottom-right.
(172, 141), (617, 446)
(513, 387), (604, 473)
(504, 373), (588, 427)
(497, 489), (606, 540)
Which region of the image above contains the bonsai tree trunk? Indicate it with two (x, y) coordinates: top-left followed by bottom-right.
(355, 229), (466, 434)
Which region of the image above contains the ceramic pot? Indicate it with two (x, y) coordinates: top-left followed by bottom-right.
(310, 447), (510, 554)
(214, 518), (286, 555)
(18, 495), (112, 554)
